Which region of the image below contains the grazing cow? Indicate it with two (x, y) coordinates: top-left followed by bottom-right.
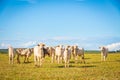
(99, 46), (108, 61)
(16, 48), (33, 63)
(71, 45), (85, 63)
(34, 43), (45, 67)
(55, 45), (64, 64)
(8, 46), (15, 64)
(63, 46), (71, 67)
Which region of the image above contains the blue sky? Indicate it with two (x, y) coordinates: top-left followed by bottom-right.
(0, 0), (120, 50)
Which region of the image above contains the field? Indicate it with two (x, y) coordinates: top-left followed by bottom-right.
(0, 51), (120, 80)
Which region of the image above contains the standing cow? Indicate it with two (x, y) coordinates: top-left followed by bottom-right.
(55, 45), (64, 64)
(8, 46), (15, 64)
(34, 43), (45, 67)
(71, 45), (85, 63)
(99, 46), (108, 61)
(63, 46), (71, 67)
(48, 46), (55, 63)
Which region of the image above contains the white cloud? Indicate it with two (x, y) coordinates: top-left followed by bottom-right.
(52, 36), (69, 40)
(0, 43), (10, 49)
(106, 42), (120, 51)
(52, 36), (81, 41)
(20, 41), (37, 48)
(1, 37), (120, 51)
(0, 41), (38, 49)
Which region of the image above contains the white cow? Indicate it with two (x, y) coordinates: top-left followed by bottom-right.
(16, 48), (33, 63)
(55, 45), (64, 64)
(8, 46), (15, 64)
(48, 46), (55, 63)
(99, 46), (108, 61)
(34, 43), (45, 67)
(71, 45), (85, 63)
(63, 46), (71, 67)
(77, 48), (85, 63)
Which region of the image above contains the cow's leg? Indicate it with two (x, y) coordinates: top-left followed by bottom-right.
(75, 55), (78, 63)
(37, 57), (40, 67)
(79, 55), (82, 63)
(78, 55), (82, 63)
(55, 56), (58, 63)
(34, 56), (37, 66)
(9, 56), (11, 64)
(72, 53), (75, 60)
(51, 56), (54, 63)
(26, 57), (29, 62)
(53, 56), (55, 63)
(24, 56), (26, 63)
(65, 62), (66, 68)
(40, 58), (41, 67)
(68, 60), (70, 67)
(60, 57), (63, 63)
(62, 56), (64, 63)
(40, 58), (43, 67)
(82, 57), (85, 63)
(26, 56), (29, 62)
(17, 55), (20, 63)
(64, 59), (66, 68)
(58, 56), (60, 64)
(12, 56), (14, 64)
(101, 54), (103, 61)
(103, 56), (106, 61)
(37, 57), (39, 66)
(39, 58), (44, 67)
(81, 55), (85, 63)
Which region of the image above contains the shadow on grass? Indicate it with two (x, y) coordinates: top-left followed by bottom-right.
(78, 65), (96, 68)
(70, 61), (86, 64)
(57, 65), (75, 68)
(116, 60), (120, 62)
(57, 64), (96, 68)
(102, 60), (119, 63)
(23, 61), (33, 64)
(70, 61), (75, 63)
(84, 58), (91, 60)
(92, 61), (101, 64)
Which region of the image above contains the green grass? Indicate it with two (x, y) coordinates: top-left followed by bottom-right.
(0, 52), (120, 80)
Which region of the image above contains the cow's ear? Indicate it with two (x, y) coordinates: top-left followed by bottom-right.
(68, 46), (70, 48)
(43, 44), (45, 46)
(103, 47), (105, 49)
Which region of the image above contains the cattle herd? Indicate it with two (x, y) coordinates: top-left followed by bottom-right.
(8, 43), (108, 68)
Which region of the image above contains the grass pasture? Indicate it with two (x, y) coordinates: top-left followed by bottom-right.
(0, 51), (120, 80)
